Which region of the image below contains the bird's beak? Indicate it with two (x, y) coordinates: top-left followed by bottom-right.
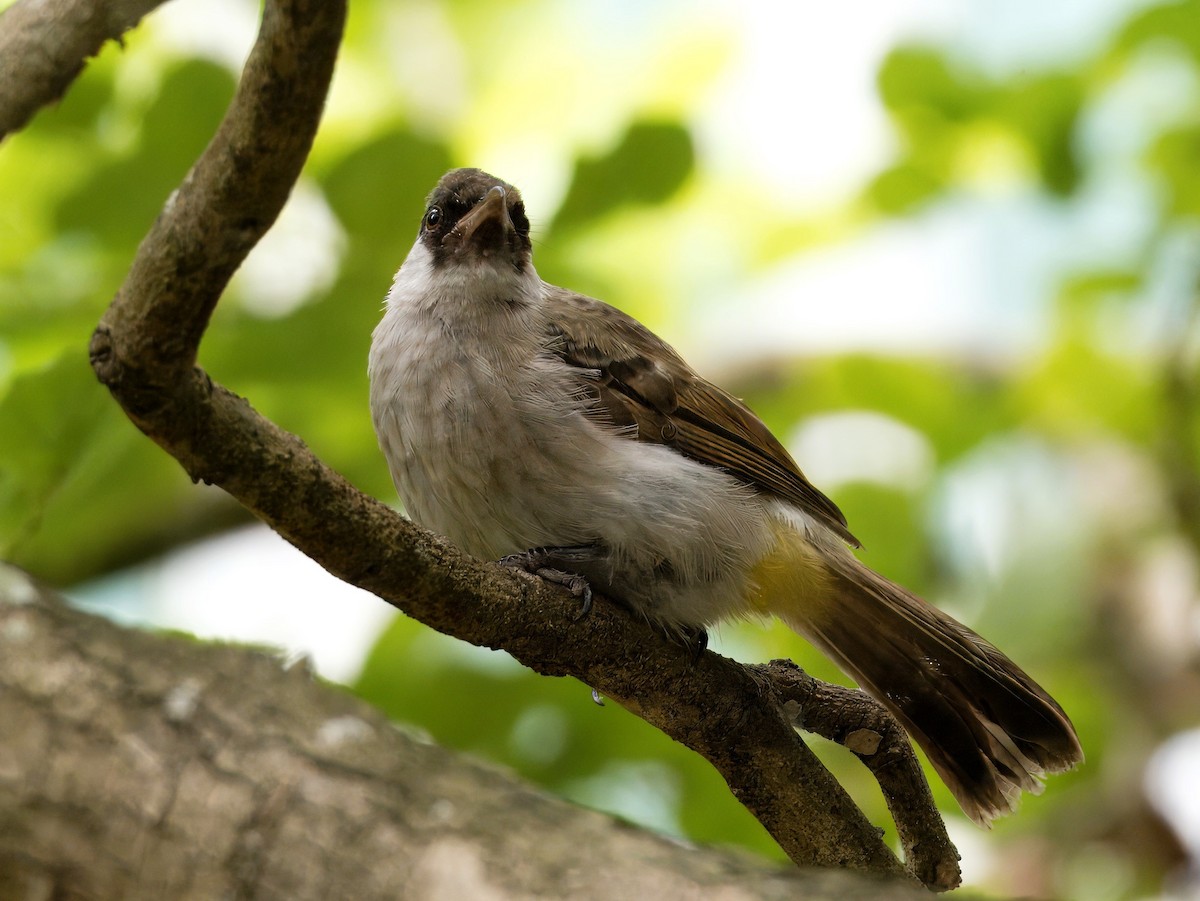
(444, 185), (513, 257)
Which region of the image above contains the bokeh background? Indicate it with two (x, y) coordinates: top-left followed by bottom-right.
(3, 0), (1200, 897)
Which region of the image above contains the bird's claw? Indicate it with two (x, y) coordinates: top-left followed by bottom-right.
(676, 624), (709, 663)
(500, 547), (595, 620)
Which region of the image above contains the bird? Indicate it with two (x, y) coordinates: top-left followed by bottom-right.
(368, 167), (1083, 826)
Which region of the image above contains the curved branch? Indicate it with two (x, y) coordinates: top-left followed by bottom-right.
(82, 0), (950, 889)
(754, 661), (961, 890)
(0, 0), (169, 140)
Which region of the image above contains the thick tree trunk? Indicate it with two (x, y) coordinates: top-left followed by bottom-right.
(0, 566), (942, 901)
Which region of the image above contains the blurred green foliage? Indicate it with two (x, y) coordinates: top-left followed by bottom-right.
(873, 47), (1085, 210)
(2, 1), (1199, 898)
(549, 120), (695, 232)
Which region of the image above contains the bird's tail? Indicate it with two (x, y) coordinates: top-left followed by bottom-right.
(766, 543), (1083, 825)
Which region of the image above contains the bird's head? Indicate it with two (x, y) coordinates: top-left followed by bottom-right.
(419, 168), (533, 275)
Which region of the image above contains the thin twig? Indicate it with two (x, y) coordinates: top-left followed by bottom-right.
(753, 660), (961, 890)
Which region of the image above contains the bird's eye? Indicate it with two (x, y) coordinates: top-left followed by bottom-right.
(424, 206), (442, 229)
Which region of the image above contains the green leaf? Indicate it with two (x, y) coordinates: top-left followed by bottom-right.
(54, 59), (236, 248)
(0, 350), (240, 582)
(319, 127), (453, 251)
(997, 72), (1084, 196)
(549, 120), (694, 234)
(1149, 124), (1200, 219)
(1114, 0), (1200, 62)
(0, 352), (109, 562)
(877, 46), (988, 124)
(865, 162), (944, 214)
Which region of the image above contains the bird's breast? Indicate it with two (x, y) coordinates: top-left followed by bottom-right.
(369, 297), (785, 630)
(369, 311), (594, 559)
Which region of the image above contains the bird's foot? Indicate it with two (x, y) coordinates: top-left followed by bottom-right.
(673, 623), (710, 663)
(500, 545), (599, 620)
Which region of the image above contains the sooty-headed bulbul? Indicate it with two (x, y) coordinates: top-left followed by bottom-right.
(368, 168), (1083, 825)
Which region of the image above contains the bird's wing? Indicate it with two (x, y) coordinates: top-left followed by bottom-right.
(543, 286), (860, 547)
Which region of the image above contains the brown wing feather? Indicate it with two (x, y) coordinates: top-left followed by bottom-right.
(543, 286), (860, 547)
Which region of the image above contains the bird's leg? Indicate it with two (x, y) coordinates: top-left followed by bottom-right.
(673, 624), (710, 662)
(500, 544), (603, 620)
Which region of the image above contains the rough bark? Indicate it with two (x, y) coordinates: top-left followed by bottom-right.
(0, 0), (170, 139)
(0, 566), (954, 901)
(2, 0), (962, 890)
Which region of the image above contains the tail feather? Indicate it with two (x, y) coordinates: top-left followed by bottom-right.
(777, 553), (1083, 826)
